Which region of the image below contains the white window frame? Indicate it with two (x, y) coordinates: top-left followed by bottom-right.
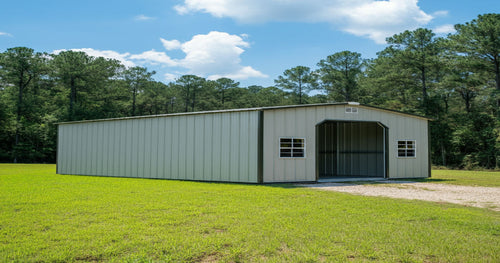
(397, 140), (416, 158)
(279, 137), (306, 158)
(345, 107), (358, 114)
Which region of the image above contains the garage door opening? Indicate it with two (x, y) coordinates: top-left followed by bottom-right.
(316, 121), (387, 179)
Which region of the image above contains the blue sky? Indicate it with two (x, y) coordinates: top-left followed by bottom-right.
(1, 0), (498, 87)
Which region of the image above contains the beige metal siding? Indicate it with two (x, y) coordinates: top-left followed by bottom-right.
(57, 111), (260, 183)
(262, 105), (429, 182)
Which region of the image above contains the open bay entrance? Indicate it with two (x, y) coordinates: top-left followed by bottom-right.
(317, 121), (387, 179)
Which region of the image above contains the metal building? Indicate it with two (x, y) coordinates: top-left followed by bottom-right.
(57, 103), (431, 183)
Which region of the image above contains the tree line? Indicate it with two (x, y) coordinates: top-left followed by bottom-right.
(0, 14), (498, 169)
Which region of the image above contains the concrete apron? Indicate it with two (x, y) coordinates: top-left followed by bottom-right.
(317, 177), (386, 183)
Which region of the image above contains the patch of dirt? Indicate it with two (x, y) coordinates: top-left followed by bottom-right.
(195, 252), (222, 263)
(298, 182), (500, 211)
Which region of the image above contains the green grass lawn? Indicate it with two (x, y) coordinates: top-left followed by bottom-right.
(0, 164), (499, 262)
(405, 169), (500, 187)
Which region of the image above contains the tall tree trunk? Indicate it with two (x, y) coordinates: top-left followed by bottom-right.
(421, 66), (428, 111)
(298, 81), (302, 104)
(494, 56), (500, 107)
(494, 56), (500, 91)
(441, 142), (446, 166)
(14, 70), (31, 163)
(69, 77), (76, 120)
(460, 89), (474, 113)
(192, 87), (196, 111)
(445, 95), (449, 113)
(345, 87), (351, 101)
(221, 89), (225, 108)
(132, 84), (137, 116)
(185, 86), (190, 112)
(14, 72), (24, 163)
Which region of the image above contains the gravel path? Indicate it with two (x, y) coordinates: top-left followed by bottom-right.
(298, 181), (500, 211)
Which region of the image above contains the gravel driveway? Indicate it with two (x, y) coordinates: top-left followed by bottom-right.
(298, 181), (500, 211)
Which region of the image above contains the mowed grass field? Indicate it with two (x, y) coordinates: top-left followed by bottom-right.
(0, 164), (499, 262)
(419, 169), (500, 187)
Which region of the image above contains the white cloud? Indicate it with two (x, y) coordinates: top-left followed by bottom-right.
(164, 73), (178, 82)
(208, 66), (267, 80)
(134, 14), (156, 21)
(52, 48), (136, 67)
(341, 0), (433, 43)
(175, 0), (434, 44)
(0, 32), (12, 37)
(434, 24), (455, 34)
(51, 32), (266, 81)
(160, 38), (182, 50)
(433, 10), (449, 17)
(167, 31), (266, 80)
(129, 50), (177, 66)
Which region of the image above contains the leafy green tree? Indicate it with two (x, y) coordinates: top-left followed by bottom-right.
(137, 81), (173, 115)
(317, 51), (363, 102)
(449, 13), (500, 109)
(214, 78), (239, 108)
(123, 66), (155, 116)
(0, 47), (47, 162)
(0, 87), (14, 161)
(255, 86), (293, 106)
(362, 52), (419, 111)
(441, 55), (485, 113)
(175, 75), (205, 112)
(451, 112), (499, 169)
(52, 51), (124, 120)
(51, 51), (93, 120)
(385, 29), (443, 114)
(430, 118), (454, 166)
(275, 66), (317, 104)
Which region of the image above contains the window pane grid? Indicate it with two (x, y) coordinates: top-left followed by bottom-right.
(397, 140), (416, 157)
(345, 107), (358, 113)
(280, 138), (305, 158)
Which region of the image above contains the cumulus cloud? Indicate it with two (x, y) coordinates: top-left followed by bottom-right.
(129, 50), (177, 66)
(160, 38), (182, 50)
(52, 48), (136, 67)
(208, 66), (267, 80)
(52, 32), (266, 80)
(163, 31), (267, 79)
(134, 14), (156, 21)
(434, 24), (455, 34)
(175, 0), (434, 44)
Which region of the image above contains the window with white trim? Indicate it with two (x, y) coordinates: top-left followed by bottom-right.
(345, 107), (358, 113)
(398, 140), (416, 157)
(280, 138), (305, 158)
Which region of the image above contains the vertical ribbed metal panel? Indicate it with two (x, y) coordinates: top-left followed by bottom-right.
(203, 115), (213, 180)
(57, 110), (260, 183)
(328, 122), (384, 177)
(220, 113), (230, 181)
(212, 114), (222, 181)
(112, 121), (120, 177)
(262, 105), (429, 182)
(170, 117), (179, 179)
(185, 117), (195, 180)
(193, 115), (204, 181)
(124, 120), (132, 178)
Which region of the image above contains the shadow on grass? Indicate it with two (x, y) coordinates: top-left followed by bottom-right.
(273, 178), (460, 189)
(264, 183), (302, 189)
(393, 178), (457, 183)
